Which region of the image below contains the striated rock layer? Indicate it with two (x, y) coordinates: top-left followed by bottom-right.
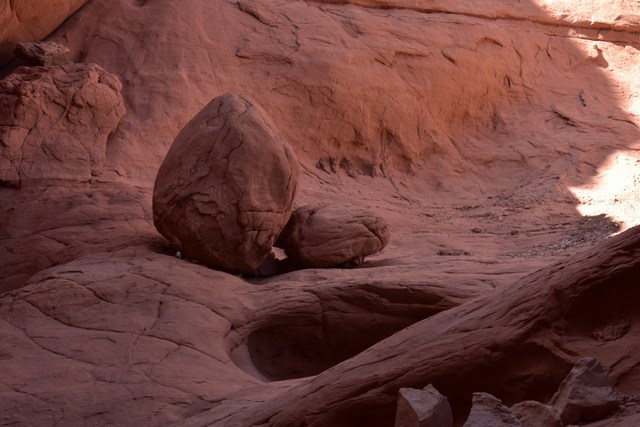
(0, 0), (639, 426)
(202, 225), (640, 426)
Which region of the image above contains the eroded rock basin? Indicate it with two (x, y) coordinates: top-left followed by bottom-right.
(231, 275), (448, 382)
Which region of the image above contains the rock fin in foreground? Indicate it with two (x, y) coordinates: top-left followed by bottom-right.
(213, 225), (640, 426)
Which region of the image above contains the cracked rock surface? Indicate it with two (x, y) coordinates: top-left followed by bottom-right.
(276, 204), (390, 268)
(0, 63), (125, 188)
(1, 0), (640, 426)
(152, 93), (299, 274)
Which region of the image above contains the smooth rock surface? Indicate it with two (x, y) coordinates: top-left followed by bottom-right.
(276, 204), (390, 268)
(395, 384), (453, 427)
(153, 93), (299, 274)
(0, 63), (125, 187)
(549, 357), (619, 425)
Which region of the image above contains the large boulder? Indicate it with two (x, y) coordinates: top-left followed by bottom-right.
(276, 204), (390, 268)
(549, 357), (619, 424)
(0, 63), (125, 188)
(153, 93), (299, 274)
(394, 384), (453, 427)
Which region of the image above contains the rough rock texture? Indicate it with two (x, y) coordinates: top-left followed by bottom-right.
(511, 400), (562, 427)
(1, 0), (640, 426)
(463, 393), (522, 427)
(395, 384), (453, 427)
(14, 41), (71, 66)
(276, 205), (390, 268)
(0, 245), (489, 426)
(152, 93), (299, 274)
(310, 0), (640, 32)
(0, 0), (88, 67)
(34, 0), (638, 189)
(0, 63), (139, 294)
(549, 357), (619, 425)
(208, 226), (640, 426)
(0, 63), (125, 188)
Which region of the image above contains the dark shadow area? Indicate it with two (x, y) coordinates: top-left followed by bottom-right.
(231, 280), (461, 381)
(245, 316), (415, 380)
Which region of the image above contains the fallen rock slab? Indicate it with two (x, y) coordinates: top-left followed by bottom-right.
(395, 384), (453, 427)
(463, 392), (521, 427)
(511, 400), (562, 427)
(153, 93), (299, 274)
(0, 0), (88, 67)
(549, 357), (619, 425)
(276, 204), (390, 268)
(14, 41), (71, 66)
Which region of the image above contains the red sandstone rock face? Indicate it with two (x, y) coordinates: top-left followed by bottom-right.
(0, 63), (139, 294)
(210, 227), (640, 427)
(153, 93), (299, 274)
(0, 0), (88, 67)
(0, 63), (125, 187)
(1, 0), (640, 426)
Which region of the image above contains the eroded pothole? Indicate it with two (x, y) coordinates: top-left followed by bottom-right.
(232, 314), (419, 381)
(228, 274), (478, 382)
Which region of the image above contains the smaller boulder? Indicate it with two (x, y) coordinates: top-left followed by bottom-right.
(463, 393), (521, 427)
(511, 401), (562, 427)
(275, 204), (389, 268)
(394, 384), (453, 427)
(14, 41), (71, 66)
(549, 357), (619, 425)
